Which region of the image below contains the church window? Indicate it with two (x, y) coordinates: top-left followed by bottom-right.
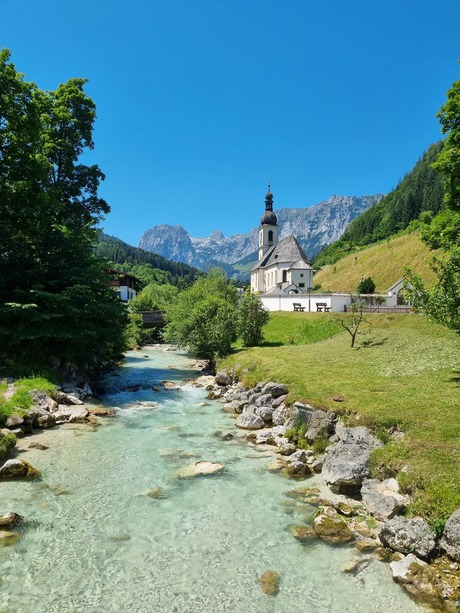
(299, 283), (305, 288)
(268, 230), (273, 243)
(300, 273), (304, 277)
(282, 270), (287, 283)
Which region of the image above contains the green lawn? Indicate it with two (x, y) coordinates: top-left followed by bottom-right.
(221, 311), (460, 528)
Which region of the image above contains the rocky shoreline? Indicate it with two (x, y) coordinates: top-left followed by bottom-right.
(1, 351), (459, 611)
(188, 369), (460, 612)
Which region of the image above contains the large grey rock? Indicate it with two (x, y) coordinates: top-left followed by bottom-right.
(33, 407), (56, 429)
(283, 407), (300, 429)
(272, 404), (289, 426)
(0, 459), (40, 480)
(305, 409), (336, 443)
(0, 512), (23, 528)
(215, 370), (231, 386)
(271, 394), (288, 409)
(255, 406), (274, 423)
(361, 478), (407, 521)
(288, 450), (307, 463)
(54, 405), (89, 423)
(255, 394), (272, 408)
(235, 413), (265, 430)
(321, 426), (382, 489)
(177, 461), (224, 479)
(30, 389), (58, 413)
(389, 554), (444, 609)
(440, 508), (460, 562)
(262, 382), (289, 399)
(379, 516), (437, 560)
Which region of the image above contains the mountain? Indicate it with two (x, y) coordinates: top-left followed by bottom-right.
(138, 194), (382, 272)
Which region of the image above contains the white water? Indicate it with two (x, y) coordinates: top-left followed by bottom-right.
(0, 348), (423, 612)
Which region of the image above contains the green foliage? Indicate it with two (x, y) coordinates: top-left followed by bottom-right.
(237, 289), (269, 347)
(0, 49), (127, 376)
(94, 233), (200, 289)
(405, 249), (460, 335)
(130, 283), (179, 312)
(163, 269), (238, 360)
(357, 276), (376, 294)
(432, 73), (460, 212)
(0, 432), (16, 458)
(421, 209), (460, 250)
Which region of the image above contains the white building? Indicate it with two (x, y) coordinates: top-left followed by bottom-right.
(251, 186), (314, 293)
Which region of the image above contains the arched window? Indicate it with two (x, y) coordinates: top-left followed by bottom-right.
(268, 230), (273, 243)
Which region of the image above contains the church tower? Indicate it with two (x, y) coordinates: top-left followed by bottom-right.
(258, 182), (279, 260)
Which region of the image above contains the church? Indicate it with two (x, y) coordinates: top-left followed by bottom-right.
(250, 186), (314, 294)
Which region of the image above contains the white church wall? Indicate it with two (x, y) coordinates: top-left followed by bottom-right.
(260, 294), (352, 313)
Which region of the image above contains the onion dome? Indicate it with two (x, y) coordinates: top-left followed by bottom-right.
(260, 184), (277, 226)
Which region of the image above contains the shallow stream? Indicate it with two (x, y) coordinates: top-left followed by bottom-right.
(0, 347), (423, 612)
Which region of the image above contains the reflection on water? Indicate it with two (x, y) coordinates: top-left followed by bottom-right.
(0, 348), (422, 612)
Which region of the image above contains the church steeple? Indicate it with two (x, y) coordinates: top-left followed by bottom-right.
(258, 182), (279, 259)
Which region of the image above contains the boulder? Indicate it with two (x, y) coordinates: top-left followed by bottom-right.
(0, 512), (23, 528)
(311, 455), (325, 473)
(235, 413), (265, 430)
(0, 531), (20, 547)
(361, 478), (407, 521)
(288, 450), (307, 464)
(176, 461), (224, 479)
(283, 407), (301, 429)
(87, 407), (117, 417)
(252, 430), (276, 445)
(5, 413), (24, 430)
(313, 510), (353, 544)
(389, 554), (445, 609)
(33, 407), (56, 429)
(53, 405), (89, 423)
(379, 516), (437, 560)
(277, 441), (297, 456)
(30, 389), (58, 413)
(29, 442), (49, 450)
(257, 570), (280, 596)
(0, 459), (40, 480)
(271, 394), (288, 409)
(272, 404), (290, 427)
(289, 524), (316, 543)
(284, 461), (312, 478)
(440, 508), (460, 562)
(255, 406), (274, 423)
(255, 394), (273, 408)
(262, 382), (289, 398)
(321, 426), (382, 490)
(215, 370), (231, 386)
(305, 409), (336, 443)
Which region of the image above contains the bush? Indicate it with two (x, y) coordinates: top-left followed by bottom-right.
(237, 289), (269, 347)
(357, 276), (376, 294)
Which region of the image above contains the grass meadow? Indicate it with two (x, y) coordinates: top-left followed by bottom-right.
(222, 311), (460, 529)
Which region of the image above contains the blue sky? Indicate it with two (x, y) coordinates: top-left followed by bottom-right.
(2, 0), (459, 246)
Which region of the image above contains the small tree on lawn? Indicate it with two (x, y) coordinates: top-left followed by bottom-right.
(339, 299), (371, 348)
(237, 288), (269, 347)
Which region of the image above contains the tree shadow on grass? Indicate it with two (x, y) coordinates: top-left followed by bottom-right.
(260, 341), (285, 347)
(358, 336), (389, 349)
(448, 371), (460, 386)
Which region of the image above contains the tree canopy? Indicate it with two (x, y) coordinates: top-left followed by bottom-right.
(0, 49), (126, 375)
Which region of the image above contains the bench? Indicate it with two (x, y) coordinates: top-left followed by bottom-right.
(293, 303), (305, 312)
(316, 302), (331, 312)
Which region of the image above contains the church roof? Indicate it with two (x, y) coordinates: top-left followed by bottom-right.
(251, 235), (311, 271)
(289, 258), (314, 271)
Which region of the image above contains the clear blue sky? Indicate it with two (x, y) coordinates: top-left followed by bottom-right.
(2, 0), (459, 246)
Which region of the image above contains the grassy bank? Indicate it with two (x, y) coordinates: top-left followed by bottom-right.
(221, 311), (460, 528)
(313, 231), (439, 293)
(0, 377), (57, 424)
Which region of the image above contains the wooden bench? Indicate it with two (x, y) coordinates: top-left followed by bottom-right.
(293, 303), (305, 312)
(316, 302), (331, 312)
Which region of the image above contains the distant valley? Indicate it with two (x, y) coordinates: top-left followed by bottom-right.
(138, 194), (383, 277)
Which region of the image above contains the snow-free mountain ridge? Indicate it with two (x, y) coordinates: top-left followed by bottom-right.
(139, 195), (383, 272)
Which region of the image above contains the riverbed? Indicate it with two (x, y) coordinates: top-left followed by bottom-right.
(0, 347), (423, 612)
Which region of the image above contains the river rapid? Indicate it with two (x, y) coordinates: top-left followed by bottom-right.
(0, 347), (423, 612)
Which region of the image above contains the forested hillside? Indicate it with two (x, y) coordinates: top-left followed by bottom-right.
(94, 233), (200, 288)
(314, 142), (445, 267)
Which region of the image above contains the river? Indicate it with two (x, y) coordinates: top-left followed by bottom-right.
(0, 347), (423, 612)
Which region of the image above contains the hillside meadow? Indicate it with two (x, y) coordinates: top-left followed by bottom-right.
(313, 231), (439, 293)
(221, 311), (460, 528)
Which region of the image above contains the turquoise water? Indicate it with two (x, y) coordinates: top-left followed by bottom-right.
(0, 348), (422, 612)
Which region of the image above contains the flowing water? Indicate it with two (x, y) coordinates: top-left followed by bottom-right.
(0, 347), (423, 613)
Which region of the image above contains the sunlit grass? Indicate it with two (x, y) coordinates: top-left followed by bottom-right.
(314, 231), (439, 293)
(221, 312), (460, 525)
